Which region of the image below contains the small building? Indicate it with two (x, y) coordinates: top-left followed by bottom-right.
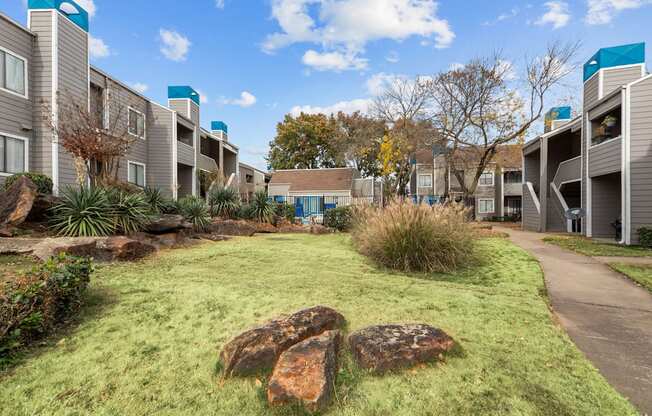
(238, 162), (270, 202)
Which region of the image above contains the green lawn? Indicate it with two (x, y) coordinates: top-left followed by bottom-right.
(609, 263), (652, 293)
(544, 235), (652, 257)
(0, 234), (637, 415)
(0, 254), (37, 282)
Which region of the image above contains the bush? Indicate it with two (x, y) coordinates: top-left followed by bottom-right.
(106, 189), (152, 234)
(143, 187), (171, 214)
(50, 186), (115, 237)
(324, 206), (352, 231)
(208, 186), (241, 218)
(351, 201), (476, 273)
(275, 202), (295, 222)
(178, 196), (211, 231)
(639, 227), (652, 248)
(249, 191), (275, 223)
(4, 173), (53, 195)
(1, 254), (93, 365)
(237, 203), (254, 220)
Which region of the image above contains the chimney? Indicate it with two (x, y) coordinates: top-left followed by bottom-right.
(544, 106), (572, 133)
(168, 86), (201, 118)
(583, 43), (645, 100)
(211, 121), (228, 141)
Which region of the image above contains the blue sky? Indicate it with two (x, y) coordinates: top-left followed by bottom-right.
(5, 0), (652, 170)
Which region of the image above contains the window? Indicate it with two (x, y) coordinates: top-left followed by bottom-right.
(128, 108), (145, 139)
(479, 171), (494, 186)
(90, 84), (106, 129)
(478, 199), (495, 214)
(0, 49), (27, 97)
(418, 174), (432, 187)
(128, 162), (145, 187)
(0, 135), (26, 175)
(504, 170), (522, 184)
(246, 174), (254, 184)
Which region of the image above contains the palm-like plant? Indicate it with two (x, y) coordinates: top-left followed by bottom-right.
(249, 191), (275, 223)
(142, 186), (170, 214)
(178, 196), (211, 231)
(107, 189), (152, 234)
(50, 186), (116, 237)
(207, 185), (240, 218)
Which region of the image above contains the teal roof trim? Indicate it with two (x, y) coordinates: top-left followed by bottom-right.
(546, 106), (572, 121)
(583, 43), (645, 82)
(211, 121), (228, 133)
(28, 0), (89, 32)
(168, 86), (201, 106)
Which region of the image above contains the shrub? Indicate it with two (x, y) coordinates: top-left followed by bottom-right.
(351, 201), (476, 273)
(4, 173), (53, 195)
(324, 206), (353, 231)
(1, 254), (93, 365)
(237, 203), (254, 220)
(143, 187), (171, 214)
(275, 202), (295, 222)
(178, 196), (211, 231)
(208, 186), (241, 218)
(50, 187), (115, 237)
(249, 191), (275, 223)
(106, 189), (152, 234)
(639, 227), (652, 248)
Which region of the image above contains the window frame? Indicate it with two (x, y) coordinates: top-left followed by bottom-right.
(477, 198), (495, 214)
(418, 173), (433, 188)
(127, 107), (146, 140)
(0, 131), (29, 176)
(0, 46), (29, 100)
(478, 170), (495, 187)
(127, 160), (146, 188)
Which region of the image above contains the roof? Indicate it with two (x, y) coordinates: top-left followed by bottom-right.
(239, 162), (268, 176)
(493, 144), (523, 169)
(414, 148), (434, 164)
(269, 168), (356, 192)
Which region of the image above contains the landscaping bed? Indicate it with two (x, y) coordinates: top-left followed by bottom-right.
(0, 234), (636, 415)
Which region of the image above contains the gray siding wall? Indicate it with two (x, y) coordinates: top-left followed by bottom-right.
(178, 142), (194, 166)
(522, 184), (540, 231)
(584, 75), (600, 108)
(629, 76), (652, 244)
(588, 93), (621, 120)
(547, 184), (566, 232)
(56, 14), (88, 188)
(603, 66), (643, 97)
(168, 99), (188, 117)
(591, 173), (621, 238)
(589, 139), (622, 177)
(147, 104), (174, 197)
(552, 156), (581, 186)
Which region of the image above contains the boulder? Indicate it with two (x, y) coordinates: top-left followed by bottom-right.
(253, 222), (278, 234)
(275, 220), (308, 234)
(32, 237), (99, 261)
(209, 219), (256, 237)
(145, 215), (192, 235)
(220, 306), (346, 378)
(309, 224), (330, 235)
(348, 324), (455, 374)
(0, 176), (38, 235)
(26, 194), (59, 223)
(268, 330), (341, 412)
(95, 236), (156, 261)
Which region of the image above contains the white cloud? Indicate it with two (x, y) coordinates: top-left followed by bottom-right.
(385, 51), (400, 63)
(498, 59), (517, 81)
(302, 50), (368, 71)
(290, 98), (373, 116)
(131, 83), (149, 94)
(366, 72), (402, 95)
(215, 0), (225, 8)
(159, 29), (191, 62)
(89, 35), (110, 59)
(74, 0), (96, 17)
(263, 0), (455, 71)
(586, 0), (652, 24)
(483, 7), (519, 26)
(195, 89), (209, 104)
(535, 1), (571, 29)
(224, 91), (258, 108)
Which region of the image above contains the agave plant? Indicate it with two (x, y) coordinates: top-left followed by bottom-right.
(178, 196), (211, 231)
(249, 191), (275, 223)
(207, 185), (240, 218)
(50, 186), (116, 237)
(142, 186), (171, 214)
(106, 189), (152, 234)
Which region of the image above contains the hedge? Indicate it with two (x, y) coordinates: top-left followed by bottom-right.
(4, 173), (53, 195)
(639, 227), (652, 248)
(324, 206), (353, 231)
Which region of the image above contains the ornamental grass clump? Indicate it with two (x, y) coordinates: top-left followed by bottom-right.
(207, 185), (241, 218)
(351, 201), (476, 273)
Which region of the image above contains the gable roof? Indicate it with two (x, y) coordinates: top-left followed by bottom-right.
(270, 168), (356, 192)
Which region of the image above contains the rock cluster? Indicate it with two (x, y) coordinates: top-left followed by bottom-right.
(0, 176), (37, 237)
(219, 307), (455, 413)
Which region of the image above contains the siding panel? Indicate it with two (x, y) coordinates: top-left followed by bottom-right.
(629, 76), (652, 244)
(589, 139), (622, 177)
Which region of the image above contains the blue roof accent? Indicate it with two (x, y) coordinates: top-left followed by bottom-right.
(28, 0), (89, 32)
(168, 86), (201, 106)
(546, 106), (572, 121)
(211, 121), (228, 133)
(583, 43), (645, 82)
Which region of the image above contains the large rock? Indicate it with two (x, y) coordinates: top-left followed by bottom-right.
(268, 330), (341, 412)
(220, 306), (345, 378)
(209, 219), (256, 237)
(348, 324), (455, 374)
(95, 236), (156, 261)
(32, 237), (99, 261)
(253, 222), (278, 234)
(309, 224), (330, 235)
(26, 194), (59, 223)
(145, 215), (192, 235)
(0, 176), (37, 235)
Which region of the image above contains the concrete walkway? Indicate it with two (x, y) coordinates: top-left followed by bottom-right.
(496, 226), (652, 415)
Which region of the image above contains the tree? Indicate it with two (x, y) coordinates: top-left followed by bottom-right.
(267, 113), (343, 170)
(45, 83), (137, 187)
(429, 42), (579, 197)
(333, 111), (385, 178)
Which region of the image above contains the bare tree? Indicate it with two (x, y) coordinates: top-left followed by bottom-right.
(44, 81), (137, 187)
(428, 42), (579, 197)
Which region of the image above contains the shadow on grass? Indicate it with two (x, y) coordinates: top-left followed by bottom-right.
(0, 285), (119, 375)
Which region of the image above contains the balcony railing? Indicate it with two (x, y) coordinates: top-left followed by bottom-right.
(553, 156), (581, 188)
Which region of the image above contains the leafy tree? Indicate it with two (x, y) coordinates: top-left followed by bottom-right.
(333, 112), (385, 178)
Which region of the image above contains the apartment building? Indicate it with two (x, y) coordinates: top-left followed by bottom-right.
(0, 1), (238, 198)
(238, 162), (270, 202)
(522, 42), (652, 245)
(410, 145), (523, 220)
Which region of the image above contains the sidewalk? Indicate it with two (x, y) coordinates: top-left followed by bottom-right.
(495, 226), (652, 415)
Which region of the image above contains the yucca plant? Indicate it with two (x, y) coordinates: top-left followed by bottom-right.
(178, 196), (211, 231)
(249, 191), (275, 223)
(142, 186), (170, 214)
(50, 186), (115, 237)
(106, 189), (152, 234)
(207, 185), (240, 218)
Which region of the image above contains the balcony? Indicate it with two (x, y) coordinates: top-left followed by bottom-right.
(553, 156), (581, 187)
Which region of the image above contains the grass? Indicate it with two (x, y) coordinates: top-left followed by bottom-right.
(0, 234), (637, 415)
(609, 263), (652, 293)
(544, 235), (652, 257)
(0, 254), (37, 282)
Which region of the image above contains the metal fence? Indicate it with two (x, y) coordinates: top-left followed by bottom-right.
(272, 195), (382, 224)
